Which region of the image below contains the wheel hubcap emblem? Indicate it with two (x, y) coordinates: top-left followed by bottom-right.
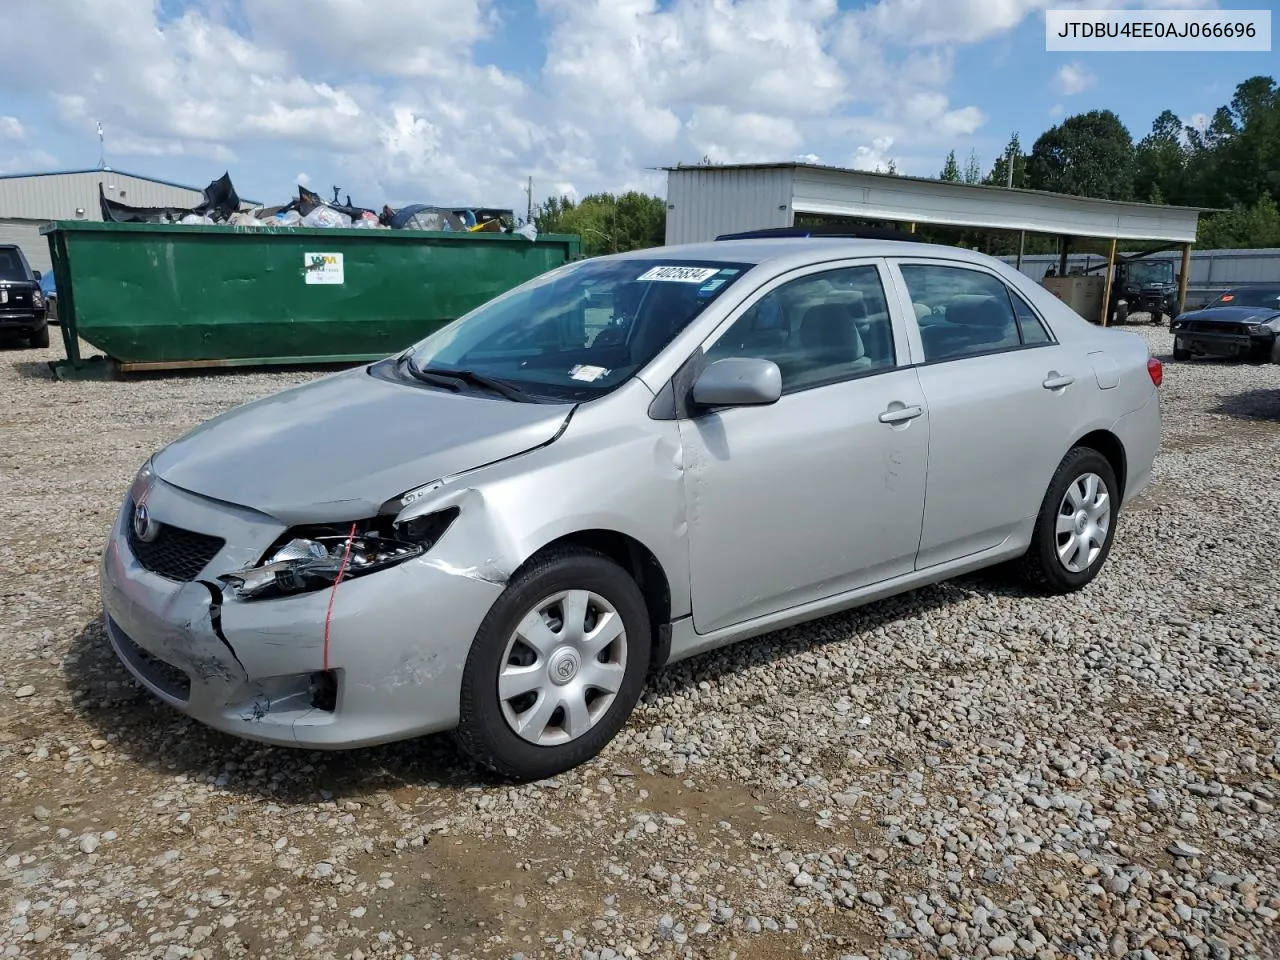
(548, 647), (580, 686)
(1074, 510), (1089, 534)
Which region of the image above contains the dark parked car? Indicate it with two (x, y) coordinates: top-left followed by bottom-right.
(1171, 286), (1280, 363)
(0, 244), (49, 347)
(39, 269), (57, 324)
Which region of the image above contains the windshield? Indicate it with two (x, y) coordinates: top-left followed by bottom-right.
(1125, 261), (1173, 286)
(1211, 288), (1280, 309)
(0, 249), (29, 282)
(402, 257), (752, 400)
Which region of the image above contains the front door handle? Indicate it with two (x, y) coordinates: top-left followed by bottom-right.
(1043, 373), (1075, 390)
(879, 404), (923, 424)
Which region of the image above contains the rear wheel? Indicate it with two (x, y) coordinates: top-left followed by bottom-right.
(1016, 447), (1118, 594)
(454, 547), (652, 781)
(30, 324), (49, 348)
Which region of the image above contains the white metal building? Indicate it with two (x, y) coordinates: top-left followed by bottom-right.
(663, 162), (1203, 247)
(0, 168), (257, 273)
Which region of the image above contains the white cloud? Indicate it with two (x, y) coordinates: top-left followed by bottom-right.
(851, 136), (897, 172)
(1054, 62), (1095, 96)
(296, 172), (310, 187)
(0, 0), (1216, 213)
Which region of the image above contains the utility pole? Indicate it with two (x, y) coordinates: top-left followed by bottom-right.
(525, 175), (533, 224)
(97, 121), (106, 170)
(1006, 144), (1014, 188)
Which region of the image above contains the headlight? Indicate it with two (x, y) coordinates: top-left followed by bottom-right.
(129, 458), (155, 502)
(221, 508), (458, 601)
(1249, 323), (1275, 335)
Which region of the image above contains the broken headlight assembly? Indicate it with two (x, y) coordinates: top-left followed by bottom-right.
(221, 508), (459, 601)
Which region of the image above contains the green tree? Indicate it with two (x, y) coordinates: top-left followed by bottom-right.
(984, 133), (1029, 188)
(1133, 109), (1187, 204)
(1027, 109), (1135, 200)
(962, 149), (982, 185)
(1197, 195), (1280, 249)
(533, 191), (665, 257)
(939, 150), (961, 182)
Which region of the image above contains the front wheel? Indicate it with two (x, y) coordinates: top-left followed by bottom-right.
(454, 547), (652, 781)
(1016, 447), (1119, 594)
(1173, 341), (1191, 361)
(1150, 310), (1163, 327)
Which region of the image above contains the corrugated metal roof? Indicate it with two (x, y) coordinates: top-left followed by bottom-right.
(0, 167), (261, 203)
(664, 162), (1212, 245)
(660, 162), (1216, 212)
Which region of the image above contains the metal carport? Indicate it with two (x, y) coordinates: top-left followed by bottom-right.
(662, 162), (1210, 320)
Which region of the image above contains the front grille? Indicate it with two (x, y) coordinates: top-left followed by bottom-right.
(109, 618), (191, 701)
(129, 523), (225, 582)
(1180, 320), (1250, 335)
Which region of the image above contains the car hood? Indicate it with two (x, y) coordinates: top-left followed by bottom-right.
(1179, 305), (1280, 325)
(151, 365), (575, 524)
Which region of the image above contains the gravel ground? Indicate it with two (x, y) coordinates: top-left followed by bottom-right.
(2, 327), (1279, 960)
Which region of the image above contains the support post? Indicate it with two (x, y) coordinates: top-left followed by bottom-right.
(1058, 236), (1070, 277)
(1015, 230), (1025, 270)
(1100, 237), (1118, 326)
(1177, 243), (1192, 317)
(909, 222), (916, 233)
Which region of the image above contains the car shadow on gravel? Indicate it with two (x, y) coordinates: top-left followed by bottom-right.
(62, 618), (494, 801)
(645, 569), (1018, 699)
(1212, 388), (1280, 422)
(61, 569), (1027, 799)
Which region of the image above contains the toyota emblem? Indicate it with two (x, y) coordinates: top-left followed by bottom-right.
(132, 501), (158, 542)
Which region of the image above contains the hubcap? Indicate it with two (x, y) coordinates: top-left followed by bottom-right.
(1055, 472), (1111, 574)
(497, 589), (628, 746)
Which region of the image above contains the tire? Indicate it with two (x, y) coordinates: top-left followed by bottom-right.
(1111, 303), (1128, 326)
(1016, 447), (1119, 595)
(454, 547), (652, 781)
(1150, 310), (1163, 327)
(30, 324), (49, 348)
(1173, 341), (1191, 361)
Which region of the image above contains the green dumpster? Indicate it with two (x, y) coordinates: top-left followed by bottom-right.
(40, 220), (582, 378)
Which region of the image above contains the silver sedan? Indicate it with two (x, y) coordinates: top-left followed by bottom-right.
(101, 237), (1163, 780)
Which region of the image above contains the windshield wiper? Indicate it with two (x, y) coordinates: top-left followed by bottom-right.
(404, 357), (530, 402)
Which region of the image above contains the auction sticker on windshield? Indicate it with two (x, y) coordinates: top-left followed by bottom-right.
(636, 265), (721, 283)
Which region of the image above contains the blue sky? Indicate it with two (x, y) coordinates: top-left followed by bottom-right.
(0, 0), (1274, 214)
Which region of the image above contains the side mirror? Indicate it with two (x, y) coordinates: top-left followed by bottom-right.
(32, 270), (41, 280)
(691, 357), (782, 409)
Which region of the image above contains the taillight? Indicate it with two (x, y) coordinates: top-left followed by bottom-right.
(1147, 356), (1163, 387)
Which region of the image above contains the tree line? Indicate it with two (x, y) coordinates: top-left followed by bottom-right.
(535, 73), (1279, 256)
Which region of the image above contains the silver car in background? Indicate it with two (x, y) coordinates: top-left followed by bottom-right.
(101, 236), (1163, 780)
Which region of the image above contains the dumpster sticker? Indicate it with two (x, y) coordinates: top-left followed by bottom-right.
(304, 252), (344, 285)
(635, 265), (720, 283)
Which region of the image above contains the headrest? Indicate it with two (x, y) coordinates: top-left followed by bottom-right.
(799, 303), (865, 359)
(945, 294), (1010, 327)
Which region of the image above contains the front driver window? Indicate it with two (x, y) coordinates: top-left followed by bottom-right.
(704, 265), (897, 394)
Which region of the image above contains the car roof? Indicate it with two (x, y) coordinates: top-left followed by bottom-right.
(606, 237), (998, 273)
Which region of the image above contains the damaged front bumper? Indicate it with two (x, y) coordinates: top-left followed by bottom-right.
(99, 477), (506, 749)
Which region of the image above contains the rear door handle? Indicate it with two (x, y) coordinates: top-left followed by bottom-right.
(879, 404), (923, 424)
(1042, 374), (1074, 390)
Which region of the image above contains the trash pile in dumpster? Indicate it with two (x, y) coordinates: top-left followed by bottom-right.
(98, 172), (538, 239)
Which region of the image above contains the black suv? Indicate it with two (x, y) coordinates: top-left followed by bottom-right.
(0, 244), (49, 348)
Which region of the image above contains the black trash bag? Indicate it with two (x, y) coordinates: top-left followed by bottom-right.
(195, 172), (241, 222)
(98, 171), (243, 224)
(294, 184), (374, 223)
(99, 183), (195, 223)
